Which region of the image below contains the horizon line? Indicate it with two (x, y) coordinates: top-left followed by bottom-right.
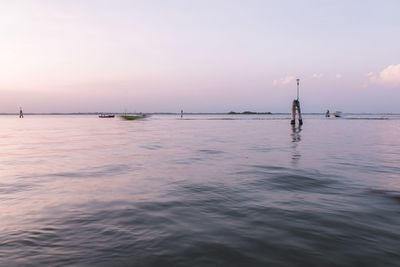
(1, 112), (399, 116)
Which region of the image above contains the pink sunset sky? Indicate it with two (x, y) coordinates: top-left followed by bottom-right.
(1, 0), (399, 113)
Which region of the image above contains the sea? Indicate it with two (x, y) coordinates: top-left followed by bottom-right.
(1, 114), (399, 266)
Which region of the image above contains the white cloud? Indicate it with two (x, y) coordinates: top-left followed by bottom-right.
(312, 73), (324, 79)
(281, 76), (295, 84)
(368, 64), (400, 87)
(272, 75), (295, 86)
(335, 74), (342, 79)
(367, 71), (376, 82)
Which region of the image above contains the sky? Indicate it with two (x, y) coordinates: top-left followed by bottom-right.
(1, 0), (399, 113)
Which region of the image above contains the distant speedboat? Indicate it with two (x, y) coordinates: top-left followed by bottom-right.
(333, 111), (343, 118)
(99, 114), (115, 118)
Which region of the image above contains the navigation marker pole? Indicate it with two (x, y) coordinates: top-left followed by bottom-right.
(290, 78), (303, 125)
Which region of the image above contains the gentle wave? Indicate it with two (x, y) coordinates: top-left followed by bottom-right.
(1, 115), (400, 266)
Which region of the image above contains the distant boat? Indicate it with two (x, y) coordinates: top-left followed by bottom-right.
(333, 111), (343, 118)
(120, 114), (150, 120)
(99, 114), (115, 118)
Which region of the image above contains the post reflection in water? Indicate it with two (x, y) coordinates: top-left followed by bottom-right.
(290, 124), (302, 166)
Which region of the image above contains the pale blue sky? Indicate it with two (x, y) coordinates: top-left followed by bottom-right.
(1, 0), (399, 113)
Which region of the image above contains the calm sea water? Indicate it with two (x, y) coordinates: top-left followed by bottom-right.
(1, 114), (399, 266)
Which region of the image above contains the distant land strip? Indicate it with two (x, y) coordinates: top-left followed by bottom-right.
(0, 112), (399, 116)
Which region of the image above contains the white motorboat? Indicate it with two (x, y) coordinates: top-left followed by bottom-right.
(333, 111), (343, 117)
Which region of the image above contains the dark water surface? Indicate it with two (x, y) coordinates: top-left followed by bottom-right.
(1, 114), (399, 266)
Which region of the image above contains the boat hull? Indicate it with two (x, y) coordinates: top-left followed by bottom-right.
(333, 111), (343, 118)
(120, 115), (149, 120)
(99, 115), (115, 118)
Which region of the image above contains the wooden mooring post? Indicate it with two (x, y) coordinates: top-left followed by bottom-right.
(290, 79), (303, 125)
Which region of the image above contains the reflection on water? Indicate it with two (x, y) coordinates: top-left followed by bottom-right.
(0, 114), (400, 266)
(290, 124), (302, 143)
(290, 124), (302, 166)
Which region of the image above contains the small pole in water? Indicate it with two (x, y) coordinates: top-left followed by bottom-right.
(325, 109), (330, 117)
(291, 100), (296, 125)
(19, 107), (24, 118)
(181, 109), (183, 119)
(290, 79), (303, 125)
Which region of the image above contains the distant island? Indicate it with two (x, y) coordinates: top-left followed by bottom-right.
(228, 111), (272, 115)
